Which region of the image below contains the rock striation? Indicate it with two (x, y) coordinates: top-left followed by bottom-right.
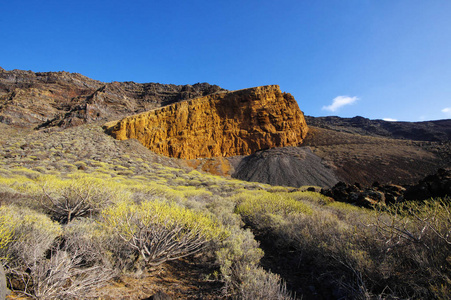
(0, 68), (224, 128)
(104, 85), (309, 159)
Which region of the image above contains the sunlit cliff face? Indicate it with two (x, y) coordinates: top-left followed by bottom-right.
(104, 85), (308, 159)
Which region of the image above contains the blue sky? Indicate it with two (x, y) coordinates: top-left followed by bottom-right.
(1, 0), (450, 121)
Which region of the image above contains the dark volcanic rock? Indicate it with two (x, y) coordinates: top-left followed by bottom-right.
(230, 146), (339, 188)
(322, 181), (406, 207)
(404, 168), (451, 200)
(322, 169), (450, 207)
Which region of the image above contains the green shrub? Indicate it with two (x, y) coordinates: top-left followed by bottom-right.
(215, 225), (292, 299)
(0, 214), (14, 257)
(235, 265), (292, 300)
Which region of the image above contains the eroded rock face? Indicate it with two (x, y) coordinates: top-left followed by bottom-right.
(104, 85), (309, 159)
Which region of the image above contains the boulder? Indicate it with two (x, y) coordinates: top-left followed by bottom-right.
(0, 264), (9, 300)
(404, 168), (451, 200)
(322, 169), (450, 207)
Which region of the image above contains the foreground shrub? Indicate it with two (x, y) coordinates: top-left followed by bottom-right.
(38, 176), (123, 223)
(236, 265), (292, 300)
(0, 214), (14, 254)
(371, 198), (451, 298)
(63, 218), (115, 271)
(215, 226), (292, 299)
(0, 213), (14, 299)
(281, 209), (375, 298)
(240, 193), (451, 299)
(216, 228), (264, 287)
(24, 247), (113, 300)
(101, 200), (228, 268)
(0, 206), (113, 299)
(0, 205), (62, 269)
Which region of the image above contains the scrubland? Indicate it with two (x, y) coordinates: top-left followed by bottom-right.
(0, 124), (450, 299)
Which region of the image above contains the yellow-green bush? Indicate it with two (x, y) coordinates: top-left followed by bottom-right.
(101, 199), (229, 267)
(0, 214), (14, 257)
(0, 205), (62, 267)
(0, 175), (39, 194)
(234, 191), (313, 229)
(37, 175), (130, 223)
(287, 190), (331, 205)
(0, 205), (113, 298)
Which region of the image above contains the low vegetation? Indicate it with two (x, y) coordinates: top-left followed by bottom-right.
(101, 199), (228, 267)
(0, 123), (449, 299)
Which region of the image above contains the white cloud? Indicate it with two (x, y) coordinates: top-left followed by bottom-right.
(383, 118), (397, 122)
(442, 107), (451, 117)
(322, 95), (358, 112)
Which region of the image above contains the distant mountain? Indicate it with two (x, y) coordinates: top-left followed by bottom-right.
(305, 115), (451, 142)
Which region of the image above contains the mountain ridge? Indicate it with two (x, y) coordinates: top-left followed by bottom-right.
(0, 68), (225, 129)
(305, 115), (451, 142)
(1, 68), (450, 188)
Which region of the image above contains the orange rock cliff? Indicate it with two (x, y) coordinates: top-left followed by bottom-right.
(104, 85), (309, 159)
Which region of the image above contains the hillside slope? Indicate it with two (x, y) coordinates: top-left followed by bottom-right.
(303, 126), (450, 185)
(1, 68), (449, 188)
(229, 121), (450, 188)
(0, 68), (224, 128)
(229, 146), (339, 188)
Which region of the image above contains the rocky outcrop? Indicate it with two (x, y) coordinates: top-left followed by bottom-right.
(404, 168), (451, 200)
(104, 85), (309, 159)
(0, 68), (224, 128)
(321, 169), (451, 207)
(0, 264), (9, 299)
(321, 181), (406, 208)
